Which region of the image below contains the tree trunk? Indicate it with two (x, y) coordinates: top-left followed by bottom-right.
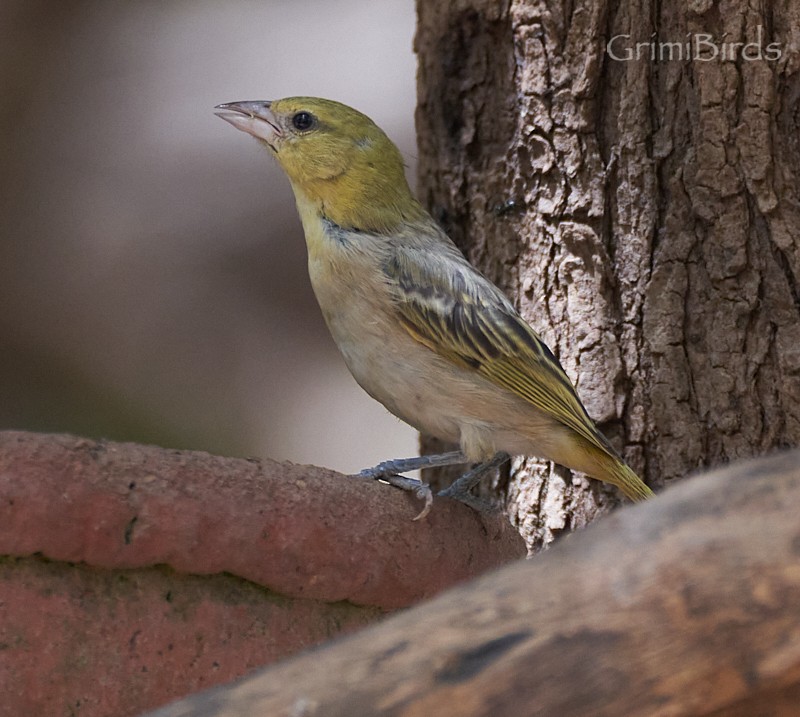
(415, 0), (800, 551)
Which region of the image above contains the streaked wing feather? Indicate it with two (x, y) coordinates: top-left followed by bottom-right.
(385, 246), (614, 454)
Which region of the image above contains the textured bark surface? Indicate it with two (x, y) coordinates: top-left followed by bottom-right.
(415, 0), (800, 551)
(143, 451), (800, 717)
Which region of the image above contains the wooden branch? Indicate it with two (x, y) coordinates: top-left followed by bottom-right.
(145, 450), (800, 716)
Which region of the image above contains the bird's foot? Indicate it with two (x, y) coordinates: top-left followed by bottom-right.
(381, 475), (434, 521)
(436, 452), (510, 512)
(356, 451), (466, 480)
(436, 487), (493, 512)
(352, 469), (433, 520)
(354, 451), (467, 520)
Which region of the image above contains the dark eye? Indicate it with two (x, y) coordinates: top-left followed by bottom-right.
(292, 111), (315, 131)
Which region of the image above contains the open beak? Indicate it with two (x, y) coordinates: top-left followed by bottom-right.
(214, 101), (281, 148)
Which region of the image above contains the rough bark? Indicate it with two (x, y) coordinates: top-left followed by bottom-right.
(143, 451), (800, 717)
(415, 0), (800, 551)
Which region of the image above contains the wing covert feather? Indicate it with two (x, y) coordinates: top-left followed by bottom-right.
(384, 246), (615, 454)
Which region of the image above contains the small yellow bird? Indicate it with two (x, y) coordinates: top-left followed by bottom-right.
(215, 97), (653, 513)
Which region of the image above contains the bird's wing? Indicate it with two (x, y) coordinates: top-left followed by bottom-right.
(383, 244), (615, 454)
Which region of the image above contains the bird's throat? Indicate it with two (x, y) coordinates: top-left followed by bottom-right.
(290, 172), (426, 235)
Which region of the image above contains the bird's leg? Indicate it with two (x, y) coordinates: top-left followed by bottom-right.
(355, 451), (468, 521)
(437, 452), (510, 509)
(356, 450), (468, 479)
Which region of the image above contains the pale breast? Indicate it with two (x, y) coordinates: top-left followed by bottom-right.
(300, 210), (572, 464)
(302, 218), (462, 442)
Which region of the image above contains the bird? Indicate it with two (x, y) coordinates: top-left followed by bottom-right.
(215, 96), (653, 516)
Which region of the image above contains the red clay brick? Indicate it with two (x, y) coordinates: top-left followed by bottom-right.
(0, 431), (524, 716)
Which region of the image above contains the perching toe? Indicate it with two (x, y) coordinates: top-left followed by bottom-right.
(382, 475), (433, 520)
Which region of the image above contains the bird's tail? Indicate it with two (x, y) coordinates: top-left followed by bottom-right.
(608, 459), (653, 501)
(563, 433), (654, 501)
(593, 450), (653, 502)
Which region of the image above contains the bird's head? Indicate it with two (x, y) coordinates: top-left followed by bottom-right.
(215, 97), (425, 232)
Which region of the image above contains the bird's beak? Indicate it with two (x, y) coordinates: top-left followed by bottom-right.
(214, 101), (281, 148)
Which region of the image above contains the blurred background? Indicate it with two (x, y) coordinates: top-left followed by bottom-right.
(0, 0), (418, 471)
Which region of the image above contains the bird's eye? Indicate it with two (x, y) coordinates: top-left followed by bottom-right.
(292, 111), (315, 131)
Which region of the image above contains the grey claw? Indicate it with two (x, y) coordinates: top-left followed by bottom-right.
(381, 475), (434, 520)
(411, 483), (433, 521)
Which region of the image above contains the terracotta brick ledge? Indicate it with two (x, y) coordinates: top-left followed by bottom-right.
(0, 431), (524, 717)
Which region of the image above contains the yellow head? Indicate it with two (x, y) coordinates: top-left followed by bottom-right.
(215, 97), (425, 233)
